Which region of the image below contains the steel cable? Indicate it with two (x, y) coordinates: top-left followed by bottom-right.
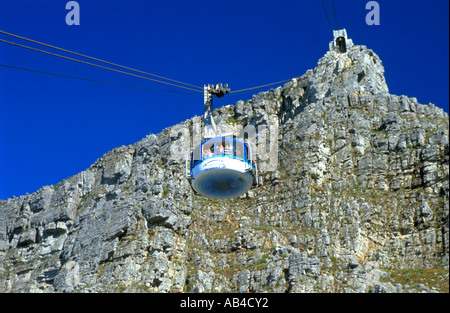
(0, 29), (203, 90)
(0, 38), (203, 93)
(0, 63), (200, 96)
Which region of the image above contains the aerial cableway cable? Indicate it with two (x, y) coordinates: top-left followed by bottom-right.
(0, 29), (203, 91)
(321, 0), (333, 33)
(321, 0), (340, 33)
(0, 63), (200, 96)
(331, 0), (339, 30)
(0, 38), (203, 93)
(0, 30), (293, 97)
(229, 78), (292, 94)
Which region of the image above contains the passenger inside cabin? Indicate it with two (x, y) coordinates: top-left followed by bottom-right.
(202, 145), (214, 158)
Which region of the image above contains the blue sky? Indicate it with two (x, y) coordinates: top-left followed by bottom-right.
(0, 0), (448, 199)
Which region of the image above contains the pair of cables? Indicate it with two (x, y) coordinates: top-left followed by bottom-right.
(0, 29), (290, 96)
(0, 29), (203, 94)
(321, 0), (339, 33)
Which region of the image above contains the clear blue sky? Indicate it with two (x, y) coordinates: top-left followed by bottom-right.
(0, 0), (448, 199)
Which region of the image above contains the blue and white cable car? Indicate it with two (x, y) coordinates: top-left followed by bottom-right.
(185, 83), (258, 199)
(186, 136), (258, 199)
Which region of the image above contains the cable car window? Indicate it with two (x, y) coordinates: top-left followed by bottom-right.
(235, 142), (244, 159)
(223, 139), (229, 155)
(202, 140), (215, 159)
(216, 139), (225, 156)
(193, 145), (201, 164)
(223, 139), (231, 156)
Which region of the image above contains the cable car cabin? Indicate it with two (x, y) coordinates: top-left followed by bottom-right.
(186, 137), (258, 199)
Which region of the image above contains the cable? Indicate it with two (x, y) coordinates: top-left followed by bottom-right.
(0, 63), (200, 96)
(0, 34), (291, 97)
(229, 78), (292, 94)
(0, 38), (203, 93)
(0, 30), (293, 97)
(321, 0), (333, 33)
(1, 60), (291, 99)
(331, 0), (339, 30)
(0, 29), (203, 90)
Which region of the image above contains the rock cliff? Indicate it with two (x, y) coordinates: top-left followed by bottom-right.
(0, 44), (448, 293)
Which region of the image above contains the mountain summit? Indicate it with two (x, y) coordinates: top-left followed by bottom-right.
(0, 43), (448, 293)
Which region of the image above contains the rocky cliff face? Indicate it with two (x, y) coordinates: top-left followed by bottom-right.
(0, 45), (448, 293)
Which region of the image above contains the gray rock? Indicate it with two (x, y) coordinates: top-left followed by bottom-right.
(0, 44), (447, 293)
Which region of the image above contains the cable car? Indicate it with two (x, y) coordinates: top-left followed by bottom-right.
(186, 136), (258, 199)
(185, 83), (258, 198)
